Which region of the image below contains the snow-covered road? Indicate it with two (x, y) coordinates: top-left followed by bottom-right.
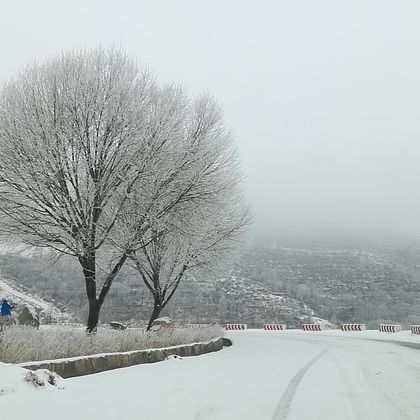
(2, 330), (420, 420)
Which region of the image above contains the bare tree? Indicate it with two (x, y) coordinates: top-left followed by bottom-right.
(133, 198), (251, 330)
(126, 95), (252, 330)
(0, 48), (250, 332)
(0, 48), (193, 331)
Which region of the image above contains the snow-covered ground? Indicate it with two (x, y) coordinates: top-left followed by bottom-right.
(0, 363), (63, 397)
(1, 329), (420, 419)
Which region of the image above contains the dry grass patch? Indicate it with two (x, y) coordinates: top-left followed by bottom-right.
(0, 324), (223, 363)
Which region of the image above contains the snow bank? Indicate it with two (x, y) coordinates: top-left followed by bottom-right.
(0, 362), (63, 396)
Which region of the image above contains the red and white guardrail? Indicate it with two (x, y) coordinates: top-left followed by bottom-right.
(302, 324), (324, 331)
(185, 323), (209, 328)
(378, 324), (401, 333)
(341, 324), (366, 331)
(411, 325), (420, 335)
(224, 324), (247, 330)
(263, 324), (286, 331)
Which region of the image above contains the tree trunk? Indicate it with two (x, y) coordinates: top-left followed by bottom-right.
(87, 298), (100, 333)
(80, 255), (100, 333)
(81, 253), (128, 332)
(146, 302), (162, 331)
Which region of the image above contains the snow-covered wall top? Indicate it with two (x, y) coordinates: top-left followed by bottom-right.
(20, 337), (224, 378)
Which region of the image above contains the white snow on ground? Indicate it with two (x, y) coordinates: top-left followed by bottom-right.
(0, 362), (63, 396)
(1, 329), (420, 419)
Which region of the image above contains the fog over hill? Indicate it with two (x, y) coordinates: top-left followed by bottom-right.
(1, 232), (419, 328)
(242, 232), (420, 327)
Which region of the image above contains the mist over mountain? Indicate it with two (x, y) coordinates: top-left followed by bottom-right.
(1, 231), (419, 328)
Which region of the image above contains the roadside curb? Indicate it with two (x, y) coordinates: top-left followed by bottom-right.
(222, 337), (233, 347)
(19, 336), (224, 378)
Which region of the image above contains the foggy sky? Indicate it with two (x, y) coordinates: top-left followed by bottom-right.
(2, 0), (420, 236)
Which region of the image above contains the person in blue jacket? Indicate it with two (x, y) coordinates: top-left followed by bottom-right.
(1, 299), (13, 317)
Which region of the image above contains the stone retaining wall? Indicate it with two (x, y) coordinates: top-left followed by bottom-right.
(20, 337), (224, 378)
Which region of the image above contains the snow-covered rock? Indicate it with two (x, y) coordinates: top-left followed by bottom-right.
(109, 321), (127, 330)
(150, 317), (175, 332)
(17, 305), (40, 328)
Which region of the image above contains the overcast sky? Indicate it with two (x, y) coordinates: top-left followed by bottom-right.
(2, 0), (420, 237)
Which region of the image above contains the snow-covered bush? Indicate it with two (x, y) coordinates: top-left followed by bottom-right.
(0, 362), (63, 396)
(25, 370), (59, 388)
(0, 324), (222, 363)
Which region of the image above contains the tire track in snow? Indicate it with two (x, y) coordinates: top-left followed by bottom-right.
(271, 347), (328, 420)
(329, 353), (367, 419)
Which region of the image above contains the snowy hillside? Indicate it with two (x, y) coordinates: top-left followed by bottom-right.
(0, 277), (72, 323)
(239, 235), (420, 327)
(0, 252), (319, 327)
(203, 275), (318, 327)
(0, 241), (50, 258)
